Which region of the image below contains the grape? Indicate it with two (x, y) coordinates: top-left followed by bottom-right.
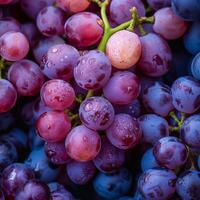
(103, 71), (141, 105)
(153, 7), (188, 40)
(138, 168), (177, 200)
(37, 6), (66, 37)
(28, 127), (44, 150)
(36, 111), (71, 142)
(198, 156), (200, 169)
(48, 182), (75, 200)
(0, 112), (15, 132)
(79, 97), (115, 131)
(0, 17), (21, 37)
(118, 197), (134, 200)
(153, 136), (189, 170)
(191, 52), (200, 80)
(180, 115), (200, 149)
(21, 23), (40, 47)
(171, 76), (200, 114)
(41, 79), (75, 111)
(25, 147), (60, 183)
(0, 79), (17, 113)
(64, 12), (103, 48)
(0, 138), (18, 171)
(20, 0), (56, 19)
(32, 98), (52, 120)
(183, 21), (200, 55)
(176, 170), (200, 200)
(0, 0), (13, 4)
(74, 50), (112, 90)
(44, 141), (71, 165)
(106, 114), (142, 150)
(33, 36), (65, 63)
(172, 0), (200, 21)
(40, 44), (80, 81)
(8, 59), (45, 96)
(0, 190), (4, 200)
(115, 99), (141, 118)
(56, 0), (90, 13)
(139, 114), (169, 145)
(137, 33), (172, 77)
(93, 168), (132, 199)
(142, 82), (174, 117)
(109, 0), (145, 25)
(93, 136), (125, 173)
(106, 30), (142, 69)
(66, 160), (96, 185)
(141, 148), (159, 172)
(0, 31), (29, 61)
(1, 163), (35, 199)
(65, 125), (101, 162)
(147, 0), (171, 10)
(15, 179), (51, 200)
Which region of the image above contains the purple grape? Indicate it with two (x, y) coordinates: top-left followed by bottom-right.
(138, 114), (169, 145)
(191, 52), (200, 80)
(0, 79), (17, 113)
(0, 112), (15, 132)
(15, 179), (51, 200)
(142, 82), (174, 117)
(65, 125), (101, 162)
(64, 12), (103, 48)
(44, 141), (71, 165)
(25, 147), (60, 183)
(153, 136), (189, 169)
(0, 138), (18, 171)
(0, 0), (13, 4)
(0, 17), (21, 37)
(103, 71), (141, 105)
(138, 168), (177, 200)
(141, 148), (159, 172)
(40, 44), (80, 81)
(180, 115), (200, 149)
(109, 0), (145, 25)
(147, 0), (172, 10)
(137, 33), (172, 77)
(21, 101), (36, 125)
(66, 160), (96, 185)
(41, 79), (75, 111)
(171, 76), (200, 114)
(106, 114), (142, 150)
(0, 31), (29, 61)
(176, 170), (200, 200)
(1, 163), (35, 199)
(79, 97), (115, 131)
(74, 50), (112, 90)
(28, 127), (44, 150)
(93, 136), (125, 173)
(8, 59), (45, 96)
(37, 6), (66, 37)
(21, 23), (40, 47)
(48, 182), (75, 200)
(0, 190), (4, 200)
(33, 36), (65, 63)
(36, 111), (71, 143)
(20, 0), (56, 19)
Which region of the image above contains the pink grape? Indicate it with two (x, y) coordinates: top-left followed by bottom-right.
(106, 30), (142, 69)
(103, 71), (141, 105)
(57, 0), (90, 13)
(40, 44), (80, 81)
(0, 0), (13, 4)
(36, 111), (71, 142)
(64, 12), (103, 48)
(8, 59), (45, 96)
(106, 114), (142, 150)
(65, 125), (101, 162)
(153, 7), (188, 40)
(66, 160), (96, 185)
(41, 79), (75, 111)
(0, 79), (17, 113)
(37, 6), (66, 37)
(0, 31), (29, 61)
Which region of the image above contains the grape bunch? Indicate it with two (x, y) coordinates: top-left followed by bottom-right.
(0, 0), (200, 200)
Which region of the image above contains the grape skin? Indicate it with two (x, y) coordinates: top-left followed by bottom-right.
(106, 30), (142, 69)
(191, 52), (200, 80)
(147, 0), (171, 10)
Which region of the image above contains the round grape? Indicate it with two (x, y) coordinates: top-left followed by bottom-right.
(191, 52), (200, 80)
(147, 0), (171, 10)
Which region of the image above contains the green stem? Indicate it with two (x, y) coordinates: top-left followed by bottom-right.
(169, 111), (186, 132)
(69, 114), (79, 122)
(86, 90), (94, 99)
(100, 0), (110, 31)
(88, 0), (102, 7)
(140, 16), (155, 24)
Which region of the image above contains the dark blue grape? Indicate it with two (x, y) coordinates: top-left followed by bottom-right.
(191, 52), (200, 80)
(28, 127), (44, 150)
(0, 112), (15, 132)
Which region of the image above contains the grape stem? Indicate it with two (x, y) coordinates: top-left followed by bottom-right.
(86, 90), (94, 99)
(169, 111), (186, 132)
(0, 57), (5, 79)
